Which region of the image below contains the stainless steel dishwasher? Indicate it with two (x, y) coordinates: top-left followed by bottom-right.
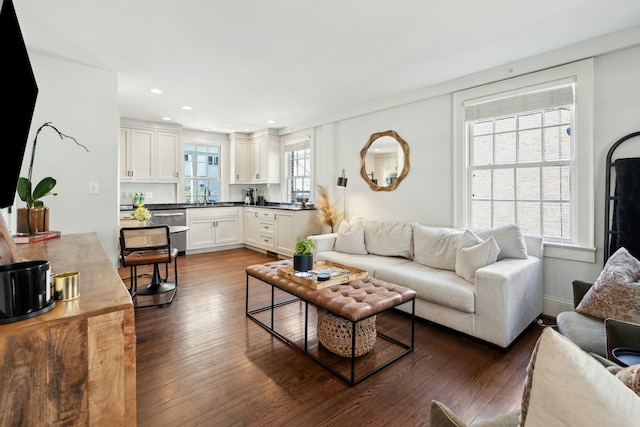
(150, 209), (187, 255)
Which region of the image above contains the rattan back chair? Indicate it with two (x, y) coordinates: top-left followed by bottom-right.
(119, 225), (178, 308)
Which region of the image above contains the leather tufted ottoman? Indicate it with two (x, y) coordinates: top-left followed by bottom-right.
(246, 260), (416, 385)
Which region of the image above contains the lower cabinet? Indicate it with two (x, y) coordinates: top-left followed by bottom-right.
(243, 208), (320, 257)
(187, 207), (242, 252)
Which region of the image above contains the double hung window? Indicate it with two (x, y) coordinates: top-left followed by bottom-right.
(453, 59), (594, 261)
(283, 134), (312, 203)
(184, 144), (221, 203)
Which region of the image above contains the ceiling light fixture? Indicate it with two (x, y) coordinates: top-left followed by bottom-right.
(162, 117), (172, 121)
(267, 120), (275, 124)
(181, 105), (192, 110)
(149, 88), (162, 94)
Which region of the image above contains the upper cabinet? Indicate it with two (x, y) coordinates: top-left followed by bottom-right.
(120, 119), (182, 183)
(230, 129), (280, 184)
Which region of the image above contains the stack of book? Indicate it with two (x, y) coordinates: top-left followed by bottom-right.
(12, 230), (61, 244)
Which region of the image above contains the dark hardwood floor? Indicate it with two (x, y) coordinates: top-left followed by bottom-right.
(119, 248), (543, 427)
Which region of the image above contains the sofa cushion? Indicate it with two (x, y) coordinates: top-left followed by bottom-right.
(315, 251), (411, 277)
(576, 247), (640, 324)
(376, 261), (475, 313)
(474, 224), (527, 260)
(334, 219), (367, 255)
(455, 234), (500, 283)
(519, 327), (640, 426)
(556, 310), (607, 357)
(413, 226), (478, 271)
(363, 219), (414, 259)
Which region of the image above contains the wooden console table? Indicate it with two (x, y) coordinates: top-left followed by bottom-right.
(0, 233), (136, 426)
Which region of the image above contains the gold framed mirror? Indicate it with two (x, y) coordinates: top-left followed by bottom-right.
(359, 130), (410, 191)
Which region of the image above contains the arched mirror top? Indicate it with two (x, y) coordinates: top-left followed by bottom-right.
(359, 130), (410, 191)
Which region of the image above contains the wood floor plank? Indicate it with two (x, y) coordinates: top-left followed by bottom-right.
(119, 248), (543, 426)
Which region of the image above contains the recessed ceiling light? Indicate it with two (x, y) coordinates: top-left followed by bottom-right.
(203, 128), (210, 131)
(149, 88), (162, 94)
(181, 105), (193, 110)
(244, 128), (251, 132)
(267, 120), (275, 124)
(162, 117), (172, 121)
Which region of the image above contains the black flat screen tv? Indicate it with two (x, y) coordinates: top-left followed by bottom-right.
(0, 0), (39, 209)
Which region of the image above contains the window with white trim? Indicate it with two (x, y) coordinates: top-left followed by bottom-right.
(453, 59), (595, 261)
(184, 144), (221, 203)
(467, 86), (574, 241)
(283, 136), (311, 203)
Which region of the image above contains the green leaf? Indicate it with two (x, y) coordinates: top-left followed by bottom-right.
(32, 177), (57, 201)
(17, 177), (31, 203)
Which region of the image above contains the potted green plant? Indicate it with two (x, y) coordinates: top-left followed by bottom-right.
(293, 237), (316, 276)
(16, 122), (88, 234)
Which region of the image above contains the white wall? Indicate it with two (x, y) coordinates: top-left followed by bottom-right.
(16, 53), (120, 264)
(313, 44), (640, 316)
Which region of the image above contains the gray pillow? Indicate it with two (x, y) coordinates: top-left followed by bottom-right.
(474, 224), (527, 260)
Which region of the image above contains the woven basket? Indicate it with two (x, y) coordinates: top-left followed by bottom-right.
(317, 309), (376, 357)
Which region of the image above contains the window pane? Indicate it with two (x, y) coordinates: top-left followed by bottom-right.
(519, 112), (542, 129)
(472, 170), (491, 199)
(495, 132), (516, 164)
(518, 129), (542, 162)
(543, 202), (570, 239)
(473, 135), (493, 166)
(493, 201), (515, 225)
(543, 166), (570, 200)
(560, 125), (571, 160)
(518, 201), (541, 235)
(472, 121), (493, 136)
(493, 169), (514, 200)
(472, 201), (492, 229)
(516, 167), (540, 200)
(495, 116), (516, 133)
(544, 126), (561, 161)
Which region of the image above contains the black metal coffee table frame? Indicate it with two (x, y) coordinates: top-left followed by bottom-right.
(245, 272), (415, 385)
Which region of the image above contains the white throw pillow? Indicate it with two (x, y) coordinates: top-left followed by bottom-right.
(474, 224), (527, 260)
(413, 226), (478, 271)
(334, 219), (367, 255)
(363, 220), (415, 259)
(520, 327), (640, 426)
(455, 235), (500, 283)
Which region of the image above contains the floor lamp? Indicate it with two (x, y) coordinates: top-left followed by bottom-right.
(337, 169), (348, 222)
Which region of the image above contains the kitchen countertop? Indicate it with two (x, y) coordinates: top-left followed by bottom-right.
(119, 202), (316, 211)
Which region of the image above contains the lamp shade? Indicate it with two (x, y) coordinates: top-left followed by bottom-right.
(337, 169), (348, 188)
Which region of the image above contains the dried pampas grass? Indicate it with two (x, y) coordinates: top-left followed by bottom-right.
(316, 185), (339, 232)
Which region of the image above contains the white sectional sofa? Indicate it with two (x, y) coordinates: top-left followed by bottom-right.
(309, 218), (544, 348)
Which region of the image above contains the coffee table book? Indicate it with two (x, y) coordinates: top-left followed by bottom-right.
(277, 260), (368, 290)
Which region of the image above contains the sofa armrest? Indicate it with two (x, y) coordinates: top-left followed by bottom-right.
(308, 233), (337, 254)
(474, 256), (543, 348)
(605, 318), (640, 360)
(572, 280), (593, 308)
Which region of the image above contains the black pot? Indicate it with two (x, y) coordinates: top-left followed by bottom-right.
(293, 254), (313, 273)
(0, 260), (55, 323)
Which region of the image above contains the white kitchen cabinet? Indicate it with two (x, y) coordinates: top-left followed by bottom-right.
(187, 207), (242, 251)
(120, 119), (181, 183)
(244, 208), (259, 246)
(120, 128), (154, 181)
(230, 133), (250, 183)
(231, 129), (280, 184)
(155, 131), (180, 182)
(243, 207), (320, 257)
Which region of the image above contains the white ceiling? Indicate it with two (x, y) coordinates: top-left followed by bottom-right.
(14, 0), (640, 134)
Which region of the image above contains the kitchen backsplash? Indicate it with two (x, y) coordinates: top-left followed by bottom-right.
(120, 182), (282, 205)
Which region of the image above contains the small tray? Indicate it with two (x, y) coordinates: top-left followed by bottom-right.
(277, 260), (368, 290)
